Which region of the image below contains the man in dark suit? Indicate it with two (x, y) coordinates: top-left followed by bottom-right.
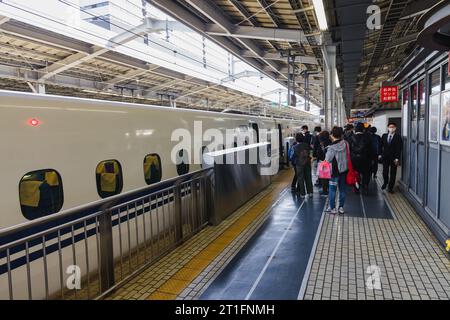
(380, 122), (403, 193)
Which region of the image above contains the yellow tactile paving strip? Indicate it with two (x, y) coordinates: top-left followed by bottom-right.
(105, 169), (292, 300)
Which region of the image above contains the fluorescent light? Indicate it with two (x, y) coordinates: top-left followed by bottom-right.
(335, 70), (340, 88)
(312, 0), (328, 31)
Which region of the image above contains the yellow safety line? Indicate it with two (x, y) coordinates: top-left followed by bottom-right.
(147, 170), (292, 300)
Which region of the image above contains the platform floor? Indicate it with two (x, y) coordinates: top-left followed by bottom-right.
(105, 169), (450, 300)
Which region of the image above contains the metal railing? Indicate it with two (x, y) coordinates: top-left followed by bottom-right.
(0, 168), (213, 300)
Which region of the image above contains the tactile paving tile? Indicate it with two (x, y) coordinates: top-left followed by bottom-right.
(303, 176), (450, 300)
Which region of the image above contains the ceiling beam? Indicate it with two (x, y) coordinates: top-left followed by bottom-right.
(39, 17), (163, 81)
(101, 64), (160, 88)
(240, 50), (318, 65)
(257, 0), (283, 27)
(149, 0), (278, 80)
(181, 0), (283, 75)
(205, 24), (315, 43)
(0, 15), (10, 26)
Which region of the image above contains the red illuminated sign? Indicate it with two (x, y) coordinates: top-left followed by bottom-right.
(380, 86), (399, 103)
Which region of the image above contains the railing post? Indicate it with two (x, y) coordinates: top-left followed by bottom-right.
(99, 209), (115, 293)
(203, 172), (214, 224)
(191, 179), (198, 230)
(174, 183), (183, 243)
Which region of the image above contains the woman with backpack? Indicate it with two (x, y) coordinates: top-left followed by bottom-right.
(325, 127), (349, 214)
(292, 133), (313, 198)
(316, 130), (332, 196)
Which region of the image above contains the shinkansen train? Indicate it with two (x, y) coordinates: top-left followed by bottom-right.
(0, 90), (315, 299)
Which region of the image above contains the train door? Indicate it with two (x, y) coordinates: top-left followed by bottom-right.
(277, 123), (284, 167)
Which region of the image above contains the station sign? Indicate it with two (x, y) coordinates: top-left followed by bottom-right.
(380, 85), (399, 103)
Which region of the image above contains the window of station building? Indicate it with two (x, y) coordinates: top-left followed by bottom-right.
(19, 169), (64, 220)
(95, 160), (123, 198)
(430, 68), (441, 95)
(176, 149), (189, 175)
(442, 63), (450, 91)
(429, 93), (440, 143)
(143, 154), (162, 185)
(419, 79), (425, 119)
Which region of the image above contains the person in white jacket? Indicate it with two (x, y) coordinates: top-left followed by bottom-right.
(325, 127), (349, 215)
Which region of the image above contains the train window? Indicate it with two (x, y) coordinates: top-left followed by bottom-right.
(176, 149), (189, 175)
(143, 154), (162, 185)
(95, 160), (123, 198)
(19, 169), (64, 220)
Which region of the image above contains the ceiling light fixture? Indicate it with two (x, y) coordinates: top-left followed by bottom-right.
(312, 0), (328, 31)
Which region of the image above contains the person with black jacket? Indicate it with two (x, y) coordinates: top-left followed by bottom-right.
(316, 130), (331, 196)
(369, 126), (382, 179)
(302, 125), (313, 146)
(380, 122), (403, 193)
(293, 133), (313, 197)
(349, 122), (374, 195)
(312, 126), (322, 186)
(290, 140), (299, 191)
(344, 124), (354, 142)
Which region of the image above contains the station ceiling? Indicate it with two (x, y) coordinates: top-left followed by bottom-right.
(0, 0), (441, 119)
(151, 0), (442, 111)
(328, 0), (442, 110)
(0, 14), (317, 121)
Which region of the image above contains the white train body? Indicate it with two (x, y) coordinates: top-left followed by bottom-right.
(0, 90), (313, 299)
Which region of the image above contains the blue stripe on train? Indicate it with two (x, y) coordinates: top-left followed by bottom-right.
(0, 186), (195, 275)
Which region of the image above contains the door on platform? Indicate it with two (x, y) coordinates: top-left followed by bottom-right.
(426, 67), (441, 217)
(409, 83), (418, 195)
(401, 88), (409, 187)
(416, 79), (426, 203)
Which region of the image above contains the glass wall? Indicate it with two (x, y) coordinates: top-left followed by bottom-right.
(401, 55), (450, 237)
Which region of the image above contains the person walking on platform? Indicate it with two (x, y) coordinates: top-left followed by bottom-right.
(302, 125), (313, 146)
(316, 130), (331, 196)
(289, 139), (299, 192)
(349, 122), (374, 195)
(312, 126), (322, 187)
(344, 124), (354, 142)
(369, 126), (382, 179)
(380, 122), (403, 194)
(325, 127), (349, 214)
(292, 133), (313, 198)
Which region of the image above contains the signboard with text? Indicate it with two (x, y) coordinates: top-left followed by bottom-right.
(380, 86), (399, 103)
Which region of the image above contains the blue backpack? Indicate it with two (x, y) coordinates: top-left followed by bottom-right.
(289, 146), (296, 165)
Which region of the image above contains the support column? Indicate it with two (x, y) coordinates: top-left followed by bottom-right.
(323, 45), (336, 130)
